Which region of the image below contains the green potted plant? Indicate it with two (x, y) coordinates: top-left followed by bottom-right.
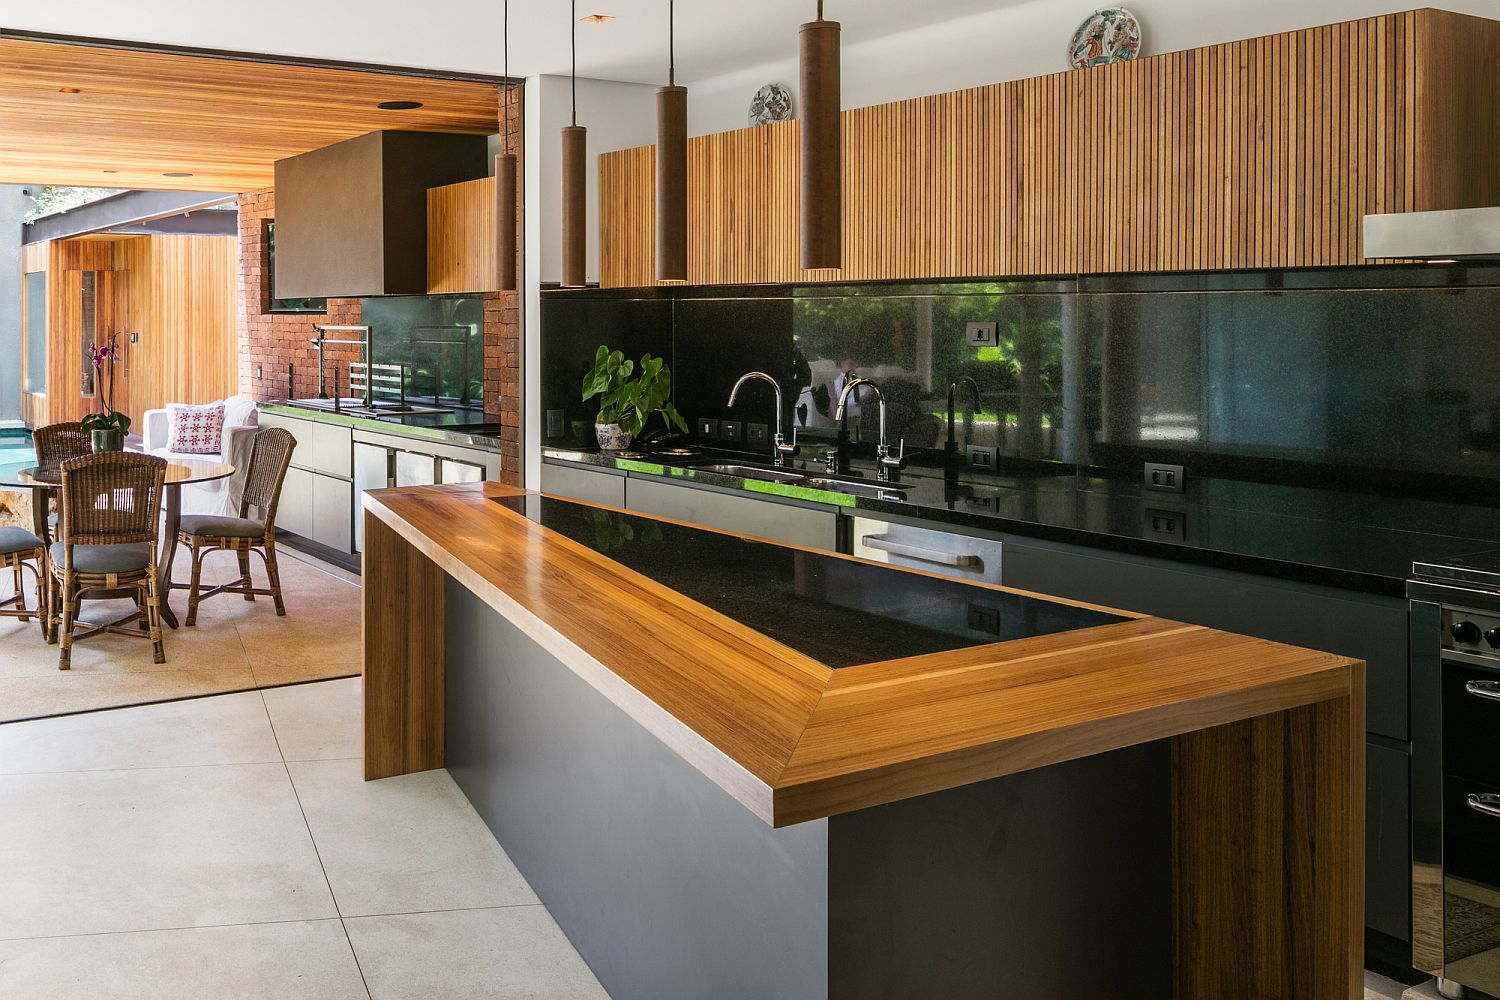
(581, 346), (687, 451)
(82, 337), (130, 452)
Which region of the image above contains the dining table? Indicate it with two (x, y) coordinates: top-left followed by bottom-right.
(0, 456), (235, 629)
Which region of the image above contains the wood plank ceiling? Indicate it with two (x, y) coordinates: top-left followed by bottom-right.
(0, 36), (500, 192)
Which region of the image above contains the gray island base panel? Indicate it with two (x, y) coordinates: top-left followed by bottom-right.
(444, 579), (1170, 1000)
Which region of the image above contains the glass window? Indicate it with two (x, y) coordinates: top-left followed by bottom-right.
(267, 221), (327, 314)
(80, 271), (96, 397)
(24, 271), (46, 395)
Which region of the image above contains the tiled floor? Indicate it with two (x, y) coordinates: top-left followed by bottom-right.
(0, 678), (610, 999)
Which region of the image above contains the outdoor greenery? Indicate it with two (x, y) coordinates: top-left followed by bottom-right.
(22, 186), (123, 224)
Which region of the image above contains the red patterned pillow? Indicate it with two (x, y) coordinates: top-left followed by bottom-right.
(166, 403), (226, 455)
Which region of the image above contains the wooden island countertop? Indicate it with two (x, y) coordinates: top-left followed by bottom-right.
(362, 481), (1365, 998)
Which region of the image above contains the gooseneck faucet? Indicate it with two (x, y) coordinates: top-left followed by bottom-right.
(727, 371), (800, 468)
(834, 376), (906, 483)
(947, 375), (981, 461)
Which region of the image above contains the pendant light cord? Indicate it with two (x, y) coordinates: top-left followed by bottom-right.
(571, 0), (578, 126)
(817, 0), (824, 21)
(669, 0), (675, 86)
(502, 0), (509, 151)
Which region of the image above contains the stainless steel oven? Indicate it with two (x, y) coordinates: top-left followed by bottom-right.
(1411, 553), (1500, 999)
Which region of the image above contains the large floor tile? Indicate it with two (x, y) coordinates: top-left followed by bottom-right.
(0, 762), (336, 939)
(0, 690), (280, 774)
(263, 678), (362, 761)
(347, 906), (607, 1000)
(0, 919), (369, 1000)
(288, 760), (538, 917)
(0, 923), (369, 1000)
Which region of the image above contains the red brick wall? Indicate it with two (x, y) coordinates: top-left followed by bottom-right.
(236, 188), (361, 404)
(236, 81), (524, 482)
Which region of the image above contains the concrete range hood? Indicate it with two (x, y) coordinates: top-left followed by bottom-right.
(1363, 206), (1500, 262)
(273, 130), (489, 299)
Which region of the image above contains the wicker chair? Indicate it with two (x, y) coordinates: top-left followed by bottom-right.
(0, 527), (47, 637)
(47, 452), (168, 669)
(32, 421), (92, 467)
(175, 428), (297, 626)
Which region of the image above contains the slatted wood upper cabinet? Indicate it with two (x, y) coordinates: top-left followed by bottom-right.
(598, 8), (1500, 286)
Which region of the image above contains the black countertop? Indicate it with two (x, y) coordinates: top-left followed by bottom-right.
(543, 446), (1500, 598)
(497, 492), (1126, 666)
(262, 401), (504, 451)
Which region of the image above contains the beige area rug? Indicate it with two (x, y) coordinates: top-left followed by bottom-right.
(0, 546), (361, 723)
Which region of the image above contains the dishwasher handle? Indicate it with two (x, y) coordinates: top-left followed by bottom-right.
(862, 534), (982, 569)
(1465, 679), (1500, 703)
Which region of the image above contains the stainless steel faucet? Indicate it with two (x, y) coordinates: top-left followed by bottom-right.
(834, 376), (906, 483)
(727, 372), (800, 468)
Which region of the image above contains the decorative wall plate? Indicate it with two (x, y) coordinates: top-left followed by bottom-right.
(749, 83), (795, 126)
(1069, 8), (1143, 69)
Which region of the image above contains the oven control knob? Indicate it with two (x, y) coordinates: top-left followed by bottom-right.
(1486, 627), (1500, 649)
(1452, 620), (1483, 645)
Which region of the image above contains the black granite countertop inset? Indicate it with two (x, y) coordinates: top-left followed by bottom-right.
(543, 447), (1500, 597)
(261, 401), (504, 451)
(496, 493), (1127, 668)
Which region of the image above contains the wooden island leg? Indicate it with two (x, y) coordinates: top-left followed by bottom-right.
(363, 511), (446, 781)
(1172, 668), (1365, 1000)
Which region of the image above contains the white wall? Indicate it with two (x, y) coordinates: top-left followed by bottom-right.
(524, 74), (657, 488)
(687, 0), (1500, 136)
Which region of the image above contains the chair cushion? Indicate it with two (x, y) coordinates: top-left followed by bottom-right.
(0, 526), (44, 556)
(180, 514), (264, 539)
(166, 402), (226, 455)
(49, 542), (152, 575)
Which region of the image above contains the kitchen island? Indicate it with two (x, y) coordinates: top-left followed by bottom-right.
(362, 481), (1364, 1000)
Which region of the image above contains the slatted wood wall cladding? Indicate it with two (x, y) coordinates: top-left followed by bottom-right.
(598, 9), (1500, 287)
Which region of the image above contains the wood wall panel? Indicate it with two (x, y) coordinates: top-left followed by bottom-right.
(598, 9), (1500, 287)
(139, 235), (238, 415)
(428, 176), (499, 294)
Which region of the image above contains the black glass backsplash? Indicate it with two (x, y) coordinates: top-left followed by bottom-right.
(541, 266), (1500, 500)
(496, 493), (1126, 667)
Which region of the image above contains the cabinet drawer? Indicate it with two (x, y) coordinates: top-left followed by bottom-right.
(1366, 742), (1411, 942)
(440, 458), (485, 484)
(310, 422), (353, 479)
(625, 478), (837, 551)
(542, 462), (625, 508)
(276, 467), (315, 538)
(311, 476), (353, 553)
(395, 451), (437, 487)
(1444, 661), (1500, 787)
(257, 413), (315, 466)
(851, 516), (1001, 584)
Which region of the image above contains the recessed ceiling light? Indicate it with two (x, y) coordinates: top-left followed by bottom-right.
(377, 100), (424, 110)
(58, 87), (80, 94)
(163, 171), (194, 178)
(580, 14), (614, 23)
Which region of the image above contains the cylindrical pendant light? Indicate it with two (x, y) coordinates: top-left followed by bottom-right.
(799, 0), (841, 270)
(496, 0), (518, 292)
(655, 0), (688, 283)
(561, 0), (588, 288)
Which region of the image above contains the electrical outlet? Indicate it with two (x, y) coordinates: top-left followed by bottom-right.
(966, 445), (997, 471)
(1144, 462), (1186, 493)
(697, 417), (720, 440)
(1145, 507), (1187, 540)
(967, 603), (1003, 635)
(966, 321), (998, 347)
(746, 422), (769, 446)
(546, 409), (565, 438)
(720, 419), (744, 443)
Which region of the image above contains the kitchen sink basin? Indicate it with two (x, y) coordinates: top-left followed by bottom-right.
(801, 477), (911, 499)
(690, 463), (808, 483)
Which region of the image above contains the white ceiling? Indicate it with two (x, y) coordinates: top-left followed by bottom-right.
(0, 0), (1034, 85)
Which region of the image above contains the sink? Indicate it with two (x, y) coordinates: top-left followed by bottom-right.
(801, 477), (911, 499)
(689, 463), (808, 483)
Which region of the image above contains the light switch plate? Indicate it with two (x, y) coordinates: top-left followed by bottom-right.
(966, 321), (998, 347)
(546, 409), (565, 438)
(720, 419), (744, 443)
(697, 417), (720, 440)
(746, 422), (769, 446)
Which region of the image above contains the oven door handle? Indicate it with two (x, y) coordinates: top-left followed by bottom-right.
(1468, 794), (1500, 819)
(1465, 679), (1500, 703)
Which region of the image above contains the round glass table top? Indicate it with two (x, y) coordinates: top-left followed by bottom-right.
(0, 457), (234, 490)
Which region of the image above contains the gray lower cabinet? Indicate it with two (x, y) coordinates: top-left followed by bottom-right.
(542, 462), (626, 508)
(999, 534), (1413, 950)
(625, 478), (839, 551)
(276, 468), (315, 539)
(395, 451), (437, 487)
